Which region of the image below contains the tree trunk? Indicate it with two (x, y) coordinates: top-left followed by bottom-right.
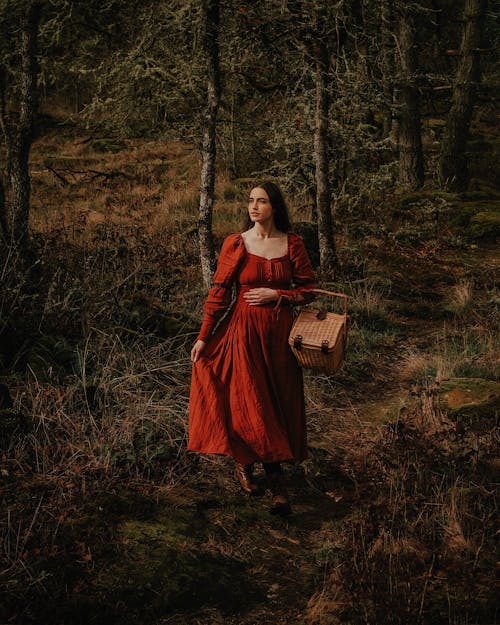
(0, 66), (7, 240)
(439, 0), (487, 191)
(198, 0), (220, 289)
(314, 53), (336, 276)
(5, 2), (41, 246)
(380, 0), (398, 143)
(0, 178), (5, 238)
(397, 6), (424, 189)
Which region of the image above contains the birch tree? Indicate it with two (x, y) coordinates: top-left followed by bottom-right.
(198, 0), (220, 288)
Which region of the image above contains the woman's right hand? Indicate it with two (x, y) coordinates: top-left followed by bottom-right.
(191, 340), (206, 363)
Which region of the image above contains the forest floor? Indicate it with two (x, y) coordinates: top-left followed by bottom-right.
(1, 132), (498, 625)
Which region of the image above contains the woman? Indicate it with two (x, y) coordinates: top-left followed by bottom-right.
(188, 181), (316, 516)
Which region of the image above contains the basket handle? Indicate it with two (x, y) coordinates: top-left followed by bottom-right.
(308, 288), (348, 314)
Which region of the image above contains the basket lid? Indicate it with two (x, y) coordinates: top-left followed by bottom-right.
(289, 308), (347, 352)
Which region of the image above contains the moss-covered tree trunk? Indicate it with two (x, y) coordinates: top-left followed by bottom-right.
(439, 0), (487, 191)
(397, 6), (424, 189)
(314, 52), (336, 276)
(198, 0), (220, 289)
(0, 2), (41, 246)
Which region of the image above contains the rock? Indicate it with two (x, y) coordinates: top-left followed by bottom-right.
(439, 378), (500, 426)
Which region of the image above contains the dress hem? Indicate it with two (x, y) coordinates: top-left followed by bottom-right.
(187, 444), (306, 465)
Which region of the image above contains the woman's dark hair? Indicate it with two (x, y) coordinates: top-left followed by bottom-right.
(243, 181), (292, 232)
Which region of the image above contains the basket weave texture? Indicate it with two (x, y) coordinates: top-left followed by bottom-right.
(288, 290), (348, 375)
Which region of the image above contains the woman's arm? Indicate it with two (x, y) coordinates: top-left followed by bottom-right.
(196, 234), (245, 343)
(274, 233), (317, 307)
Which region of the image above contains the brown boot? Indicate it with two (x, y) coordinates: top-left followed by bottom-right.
(264, 464), (292, 517)
(234, 462), (261, 495)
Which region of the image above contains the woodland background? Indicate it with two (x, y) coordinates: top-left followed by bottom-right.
(0, 1), (498, 624)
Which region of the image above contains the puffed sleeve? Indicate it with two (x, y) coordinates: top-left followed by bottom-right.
(196, 233), (245, 343)
(275, 232), (317, 307)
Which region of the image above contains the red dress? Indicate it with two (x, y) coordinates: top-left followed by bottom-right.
(188, 232), (316, 465)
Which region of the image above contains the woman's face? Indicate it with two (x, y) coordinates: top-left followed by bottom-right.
(248, 187), (274, 225)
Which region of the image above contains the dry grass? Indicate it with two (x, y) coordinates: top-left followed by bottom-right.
(444, 279), (475, 315)
(344, 279), (389, 325)
(401, 327), (499, 382)
(30, 133), (316, 259)
(9, 330), (192, 481)
(305, 382), (497, 625)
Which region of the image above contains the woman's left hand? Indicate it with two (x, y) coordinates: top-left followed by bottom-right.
(243, 288), (278, 306)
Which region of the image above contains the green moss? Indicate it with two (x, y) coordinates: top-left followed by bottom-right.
(469, 211), (500, 239)
(450, 202), (488, 227)
(394, 190), (458, 210)
(448, 198), (500, 240)
(92, 513), (258, 616)
(48, 498), (263, 624)
(439, 378), (500, 422)
(460, 189), (500, 202)
(357, 394), (419, 424)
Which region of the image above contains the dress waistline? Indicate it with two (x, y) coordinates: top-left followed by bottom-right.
(238, 283), (290, 293)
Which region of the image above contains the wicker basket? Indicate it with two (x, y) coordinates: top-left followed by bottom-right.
(288, 289), (349, 375)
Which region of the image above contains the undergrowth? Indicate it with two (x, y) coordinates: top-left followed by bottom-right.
(305, 382), (498, 625)
(1, 135), (497, 625)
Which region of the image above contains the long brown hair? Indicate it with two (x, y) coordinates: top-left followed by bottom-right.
(243, 181), (292, 233)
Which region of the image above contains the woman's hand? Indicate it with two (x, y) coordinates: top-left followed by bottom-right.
(243, 288), (278, 306)
(191, 340), (206, 363)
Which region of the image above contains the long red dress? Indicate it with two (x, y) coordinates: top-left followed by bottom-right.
(188, 232), (316, 465)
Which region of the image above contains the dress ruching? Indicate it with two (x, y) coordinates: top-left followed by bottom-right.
(188, 232), (316, 465)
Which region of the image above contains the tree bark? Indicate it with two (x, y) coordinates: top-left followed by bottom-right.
(380, 0), (398, 144)
(314, 52), (336, 276)
(0, 66), (7, 240)
(4, 2), (41, 246)
(198, 0), (220, 289)
(397, 6), (424, 189)
(439, 0), (487, 191)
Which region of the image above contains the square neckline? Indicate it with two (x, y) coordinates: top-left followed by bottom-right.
(239, 232), (289, 261)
